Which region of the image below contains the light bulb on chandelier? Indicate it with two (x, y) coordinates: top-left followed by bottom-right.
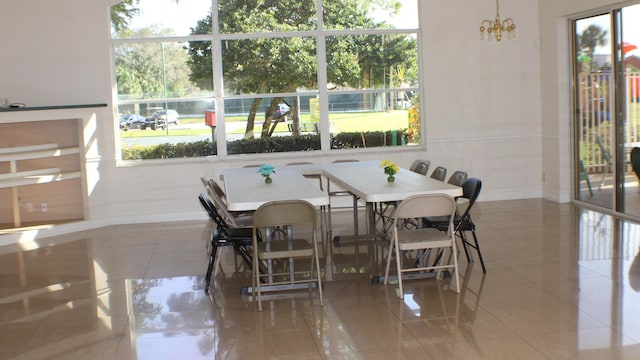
(479, 0), (516, 42)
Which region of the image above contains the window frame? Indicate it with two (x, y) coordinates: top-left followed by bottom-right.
(111, 0), (423, 162)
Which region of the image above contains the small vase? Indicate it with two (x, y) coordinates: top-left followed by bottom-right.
(265, 176), (272, 184)
(387, 175), (395, 183)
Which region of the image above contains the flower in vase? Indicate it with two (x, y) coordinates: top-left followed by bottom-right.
(380, 160), (399, 182)
(257, 164), (276, 183)
(380, 160), (399, 176)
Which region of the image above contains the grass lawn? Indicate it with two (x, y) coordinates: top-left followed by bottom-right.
(120, 110), (409, 138)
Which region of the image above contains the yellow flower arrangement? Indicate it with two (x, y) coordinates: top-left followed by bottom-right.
(380, 160), (399, 182)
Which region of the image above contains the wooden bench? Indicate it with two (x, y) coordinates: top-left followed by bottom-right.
(287, 122), (319, 134)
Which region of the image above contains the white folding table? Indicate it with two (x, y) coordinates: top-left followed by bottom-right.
(322, 161), (462, 241)
(322, 161), (463, 284)
(220, 168), (329, 212)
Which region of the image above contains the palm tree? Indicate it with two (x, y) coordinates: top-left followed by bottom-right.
(578, 24), (608, 73)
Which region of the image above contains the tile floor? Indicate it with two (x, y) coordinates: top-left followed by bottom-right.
(1, 199), (640, 359)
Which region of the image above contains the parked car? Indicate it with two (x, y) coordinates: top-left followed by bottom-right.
(119, 113), (147, 131)
(146, 109), (179, 130)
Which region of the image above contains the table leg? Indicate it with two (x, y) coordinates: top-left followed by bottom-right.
(333, 202), (387, 245)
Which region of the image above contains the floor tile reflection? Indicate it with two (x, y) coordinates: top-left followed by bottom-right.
(1, 199), (640, 359)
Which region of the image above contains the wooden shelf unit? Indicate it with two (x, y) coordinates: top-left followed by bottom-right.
(0, 143), (81, 228)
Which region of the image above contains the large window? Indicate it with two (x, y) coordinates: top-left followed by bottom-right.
(111, 0), (420, 160)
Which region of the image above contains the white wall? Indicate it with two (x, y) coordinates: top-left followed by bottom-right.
(422, 0), (542, 201)
(0, 0), (564, 231)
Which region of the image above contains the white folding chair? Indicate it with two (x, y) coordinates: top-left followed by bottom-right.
(252, 200), (324, 311)
(384, 193), (460, 298)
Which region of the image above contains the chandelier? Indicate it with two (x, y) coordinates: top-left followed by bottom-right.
(479, 0), (516, 42)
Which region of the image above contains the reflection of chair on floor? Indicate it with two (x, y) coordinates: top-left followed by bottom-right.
(459, 264), (486, 314)
(384, 263), (486, 346)
(252, 200), (323, 311)
(579, 160), (594, 197)
(455, 265), (487, 349)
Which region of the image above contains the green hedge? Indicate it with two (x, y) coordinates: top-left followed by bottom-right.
(227, 134), (321, 154)
(121, 130), (408, 160)
(332, 130), (408, 149)
(122, 140), (214, 160)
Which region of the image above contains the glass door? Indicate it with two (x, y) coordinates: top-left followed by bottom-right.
(575, 13), (614, 208)
(620, 5), (640, 218)
(574, 5), (640, 219)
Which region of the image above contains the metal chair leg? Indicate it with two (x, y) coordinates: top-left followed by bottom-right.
(205, 240), (217, 294)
